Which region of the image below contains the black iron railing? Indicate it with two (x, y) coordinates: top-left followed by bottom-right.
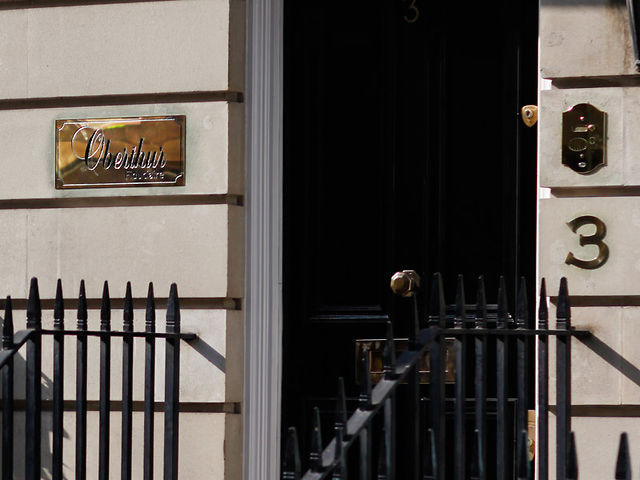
(0, 277), (196, 480)
(281, 273), (599, 480)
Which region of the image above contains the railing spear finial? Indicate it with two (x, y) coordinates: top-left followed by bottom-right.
(497, 276), (508, 329)
(454, 274), (466, 328)
(335, 377), (348, 438)
(146, 282), (156, 332)
(282, 427), (301, 480)
(27, 277), (41, 329)
(3, 296), (13, 349)
(516, 277), (528, 329)
(358, 349), (372, 410)
(310, 406), (323, 473)
(123, 281), (133, 332)
(538, 278), (548, 329)
(54, 279), (64, 329)
(166, 283), (181, 333)
(100, 281), (111, 331)
(557, 277), (571, 329)
(383, 321), (397, 380)
(428, 272), (446, 328)
(77, 280), (88, 330)
(332, 427), (347, 479)
(475, 276), (487, 328)
(615, 432), (631, 480)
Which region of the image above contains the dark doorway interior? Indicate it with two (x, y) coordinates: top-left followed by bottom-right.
(282, 0), (538, 474)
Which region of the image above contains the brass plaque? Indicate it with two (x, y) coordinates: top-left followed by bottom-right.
(562, 103), (606, 175)
(55, 116), (185, 189)
(355, 338), (456, 385)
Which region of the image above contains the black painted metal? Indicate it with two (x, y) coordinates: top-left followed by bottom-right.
(515, 278), (528, 475)
(537, 280), (549, 480)
(2, 296), (14, 480)
(427, 273), (445, 480)
(453, 276), (466, 480)
(470, 429), (483, 480)
(407, 290), (421, 480)
(284, 275), (597, 480)
(615, 433), (631, 480)
(164, 283), (181, 480)
(25, 277), (42, 480)
(495, 277), (509, 480)
(516, 430), (530, 480)
(556, 277), (571, 480)
(122, 281), (134, 480)
(310, 407), (323, 473)
(144, 282), (157, 480)
(99, 281), (111, 480)
(0, 278), (194, 479)
(474, 277), (487, 480)
(283, 426), (302, 480)
(76, 280), (88, 480)
(52, 279), (64, 480)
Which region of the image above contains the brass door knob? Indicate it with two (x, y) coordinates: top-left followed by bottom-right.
(390, 270), (421, 297)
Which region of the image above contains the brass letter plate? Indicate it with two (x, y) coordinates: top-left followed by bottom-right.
(355, 338), (456, 385)
(562, 103), (606, 175)
(55, 116), (186, 189)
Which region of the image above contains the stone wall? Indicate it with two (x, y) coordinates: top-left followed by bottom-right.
(539, 0), (640, 476)
(0, 0), (244, 478)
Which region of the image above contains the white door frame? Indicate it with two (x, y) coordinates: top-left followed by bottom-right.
(244, 0), (284, 478)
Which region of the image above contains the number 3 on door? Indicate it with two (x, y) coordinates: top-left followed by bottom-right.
(565, 215), (609, 270)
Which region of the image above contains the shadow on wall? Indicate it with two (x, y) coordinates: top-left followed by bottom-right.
(5, 357), (63, 480)
(577, 334), (640, 388)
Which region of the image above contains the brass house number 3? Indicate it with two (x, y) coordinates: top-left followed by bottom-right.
(565, 215), (609, 270)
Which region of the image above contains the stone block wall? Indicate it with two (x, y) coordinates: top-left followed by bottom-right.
(0, 0), (245, 478)
(539, 0), (640, 476)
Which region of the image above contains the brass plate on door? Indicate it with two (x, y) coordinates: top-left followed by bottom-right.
(55, 116), (185, 189)
(355, 338), (456, 385)
(562, 103), (606, 175)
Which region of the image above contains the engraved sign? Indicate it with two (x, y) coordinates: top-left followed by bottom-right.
(55, 116), (185, 189)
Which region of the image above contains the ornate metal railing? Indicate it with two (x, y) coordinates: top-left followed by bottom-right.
(281, 273), (609, 480)
(0, 277), (196, 480)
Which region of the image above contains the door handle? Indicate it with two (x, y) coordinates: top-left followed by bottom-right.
(390, 270), (420, 297)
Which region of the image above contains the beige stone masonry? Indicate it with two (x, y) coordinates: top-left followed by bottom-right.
(547, 413), (640, 480)
(539, 87), (640, 187)
(539, 197), (640, 295)
(540, 0), (634, 79)
(0, 1), (230, 99)
(547, 305), (624, 405)
(8, 411), (230, 480)
(4, 309), (241, 403)
(0, 205), (241, 300)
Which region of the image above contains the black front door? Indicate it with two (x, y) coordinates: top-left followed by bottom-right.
(283, 0), (537, 472)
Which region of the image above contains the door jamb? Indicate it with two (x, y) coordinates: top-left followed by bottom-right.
(244, 0), (284, 479)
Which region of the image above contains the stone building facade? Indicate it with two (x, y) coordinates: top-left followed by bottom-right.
(539, 0), (640, 477)
(1, 0), (639, 478)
